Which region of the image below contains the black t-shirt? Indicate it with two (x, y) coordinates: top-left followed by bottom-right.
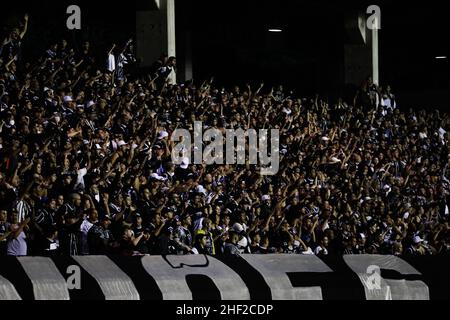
(1, 40), (21, 60)
(36, 237), (59, 257)
(58, 219), (83, 255)
(88, 225), (114, 255)
(0, 222), (11, 255)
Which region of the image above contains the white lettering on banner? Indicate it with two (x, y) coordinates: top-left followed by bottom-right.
(73, 256), (140, 300)
(140, 255), (250, 300)
(241, 254), (333, 300)
(343, 255), (430, 300)
(0, 274), (21, 300)
(17, 256), (70, 300)
(365, 265), (381, 290)
(0, 255), (435, 300)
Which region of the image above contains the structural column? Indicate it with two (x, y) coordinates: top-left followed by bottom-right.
(344, 11), (380, 87)
(371, 18), (379, 85)
(136, 0), (176, 83)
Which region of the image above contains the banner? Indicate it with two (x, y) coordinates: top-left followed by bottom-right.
(0, 254), (449, 300)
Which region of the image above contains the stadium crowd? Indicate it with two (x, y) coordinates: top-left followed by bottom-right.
(1, 15), (450, 257)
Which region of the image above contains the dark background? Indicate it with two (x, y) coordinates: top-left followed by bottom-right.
(1, 0), (449, 106)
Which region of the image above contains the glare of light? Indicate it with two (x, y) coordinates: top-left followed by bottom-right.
(268, 28), (283, 33)
(435, 56), (447, 59)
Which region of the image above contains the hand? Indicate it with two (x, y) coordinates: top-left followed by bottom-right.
(24, 14), (29, 21)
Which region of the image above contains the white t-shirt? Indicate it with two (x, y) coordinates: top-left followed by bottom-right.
(7, 226), (27, 256)
(107, 54), (116, 72)
(80, 219), (94, 255)
(75, 167), (88, 190)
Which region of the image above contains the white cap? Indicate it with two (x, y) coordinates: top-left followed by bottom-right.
(150, 173), (166, 181)
(321, 136), (330, 141)
(282, 107), (292, 115)
(261, 195), (270, 201)
(330, 157), (341, 164)
(196, 185), (207, 195)
(237, 236), (248, 248)
(63, 96), (73, 103)
(233, 223), (244, 233)
(413, 235), (423, 244)
(158, 131), (169, 140)
(117, 140), (127, 147)
(86, 100), (95, 108)
(180, 156), (189, 169)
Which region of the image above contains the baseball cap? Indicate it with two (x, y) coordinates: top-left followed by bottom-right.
(157, 131), (169, 140)
(195, 185), (207, 195)
(180, 156), (189, 169)
(237, 236), (248, 248)
(329, 157), (341, 164)
(413, 235), (423, 244)
(63, 96), (73, 103)
(117, 140), (127, 147)
(232, 222), (244, 234)
(150, 173), (166, 181)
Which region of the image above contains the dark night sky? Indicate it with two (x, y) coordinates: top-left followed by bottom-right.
(1, 0), (449, 105)
(177, 0), (450, 103)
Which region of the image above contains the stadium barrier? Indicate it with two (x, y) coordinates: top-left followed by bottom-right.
(0, 254), (449, 300)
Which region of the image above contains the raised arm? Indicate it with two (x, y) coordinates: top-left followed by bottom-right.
(20, 14), (29, 39)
